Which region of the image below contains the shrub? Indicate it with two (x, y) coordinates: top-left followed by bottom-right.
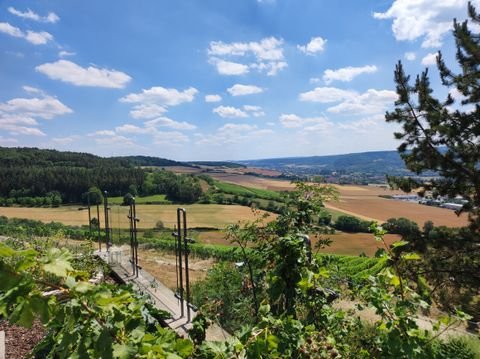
(334, 215), (371, 233)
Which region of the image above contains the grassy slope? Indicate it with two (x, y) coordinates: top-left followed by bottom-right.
(214, 181), (282, 200)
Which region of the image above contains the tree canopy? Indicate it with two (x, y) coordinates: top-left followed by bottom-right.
(385, 3), (480, 231)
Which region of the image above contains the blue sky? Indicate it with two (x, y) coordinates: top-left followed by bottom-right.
(0, 0), (472, 160)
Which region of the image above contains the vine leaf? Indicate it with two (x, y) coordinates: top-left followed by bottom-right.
(112, 343), (136, 359)
(43, 248), (73, 277)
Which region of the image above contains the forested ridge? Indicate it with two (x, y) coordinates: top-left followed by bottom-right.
(0, 147), (196, 203)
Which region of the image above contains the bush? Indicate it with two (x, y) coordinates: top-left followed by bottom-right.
(334, 215), (371, 233)
(383, 217), (420, 237)
(434, 338), (475, 359)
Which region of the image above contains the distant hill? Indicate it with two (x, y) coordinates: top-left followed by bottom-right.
(238, 150), (410, 176)
(0, 147), (185, 202)
(113, 155), (186, 167)
(187, 161), (246, 168)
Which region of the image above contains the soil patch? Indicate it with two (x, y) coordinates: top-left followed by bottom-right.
(0, 319), (45, 359)
(138, 249), (215, 290)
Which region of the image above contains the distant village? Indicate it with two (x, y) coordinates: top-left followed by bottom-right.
(390, 193), (467, 211)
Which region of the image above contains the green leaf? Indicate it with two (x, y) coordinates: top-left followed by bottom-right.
(30, 295), (50, 324)
(0, 244), (15, 257)
(43, 248), (73, 278)
(402, 253), (420, 260)
(74, 281), (93, 293)
(267, 334), (279, 350)
(390, 275), (401, 287)
(391, 240), (408, 248)
(11, 300), (34, 328)
(112, 344), (136, 359)
(174, 339), (193, 357)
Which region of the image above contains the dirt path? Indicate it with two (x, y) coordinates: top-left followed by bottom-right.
(138, 249), (215, 290)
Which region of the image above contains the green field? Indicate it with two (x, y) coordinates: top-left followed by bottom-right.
(108, 194), (171, 205)
(214, 181), (282, 200)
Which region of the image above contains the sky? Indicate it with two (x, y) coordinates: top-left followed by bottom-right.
(0, 0), (475, 161)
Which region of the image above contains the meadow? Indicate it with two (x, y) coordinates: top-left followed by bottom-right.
(207, 173), (468, 227)
(327, 184), (469, 227)
(0, 204), (274, 229)
(196, 230), (400, 256)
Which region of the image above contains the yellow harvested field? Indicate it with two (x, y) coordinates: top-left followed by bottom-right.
(209, 173), (295, 191)
(316, 232), (401, 256)
(327, 185), (469, 227)
(0, 204), (275, 229)
(196, 230), (401, 257)
(166, 166), (203, 174)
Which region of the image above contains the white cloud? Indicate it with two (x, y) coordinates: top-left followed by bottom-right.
(0, 22), (23, 38)
(0, 136), (18, 145)
(213, 105), (248, 118)
(327, 89), (397, 114)
(299, 87), (397, 115)
(145, 117), (197, 130)
(338, 114), (385, 134)
(207, 37), (286, 76)
(153, 131), (189, 145)
(279, 114), (332, 131)
(8, 7), (59, 23)
(404, 52), (416, 61)
(36, 60), (131, 88)
(421, 52), (438, 66)
(0, 22), (53, 45)
(211, 59), (249, 75)
(59, 50), (75, 57)
(373, 0), (468, 48)
(88, 130), (135, 146)
(209, 37), (283, 60)
(243, 105), (265, 117)
(196, 123), (272, 145)
(130, 104), (167, 119)
(297, 37), (327, 55)
(205, 94), (222, 103)
(219, 123), (257, 132)
(22, 86), (43, 94)
(89, 130), (116, 137)
(0, 95), (72, 120)
(0, 115), (38, 126)
(95, 135), (135, 146)
(3, 125), (46, 136)
(25, 31), (53, 45)
(323, 65), (377, 84)
(227, 84), (264, 96)
(115, 124), (151, 134)
(52, 135), (81, 144)
(299, 87), (354, 103)
(250, 61), (288, 76)
(120, 86), (197, 105)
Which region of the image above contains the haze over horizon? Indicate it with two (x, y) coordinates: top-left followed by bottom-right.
(0, 0), (473, 161)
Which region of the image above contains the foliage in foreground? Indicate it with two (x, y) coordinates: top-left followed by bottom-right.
(0, 182), (478, 358)
(0, 238), (192, 358)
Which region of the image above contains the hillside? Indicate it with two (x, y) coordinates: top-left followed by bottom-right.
(113, 155), (186, 167)
(239, 150), (411, 177)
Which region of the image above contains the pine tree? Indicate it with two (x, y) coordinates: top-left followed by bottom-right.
(386, 2), (480, 231)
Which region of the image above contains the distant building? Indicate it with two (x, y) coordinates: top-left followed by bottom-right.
(392, 194), (420, 201)
(441, 202), (464, 211)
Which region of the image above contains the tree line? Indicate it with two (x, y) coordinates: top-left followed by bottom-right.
(0, 147), (202, 204)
